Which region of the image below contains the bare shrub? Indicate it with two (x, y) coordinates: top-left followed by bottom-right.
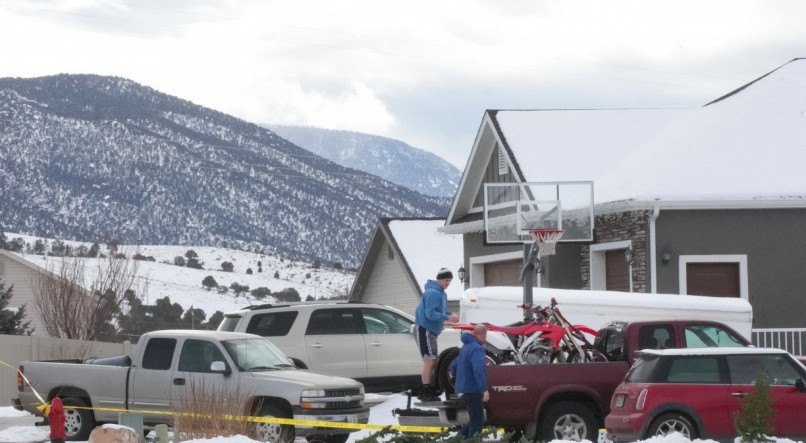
(173, 377), (253, 441)
(30, 250), (145, 341)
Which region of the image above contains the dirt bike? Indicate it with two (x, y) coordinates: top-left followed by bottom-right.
(450, 298), (605, 365)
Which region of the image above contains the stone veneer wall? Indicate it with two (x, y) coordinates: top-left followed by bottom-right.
(581, 210), (651, 292)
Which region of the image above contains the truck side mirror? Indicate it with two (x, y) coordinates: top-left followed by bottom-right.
(210, 361), (231, 376)
(796, 378), (806, 393)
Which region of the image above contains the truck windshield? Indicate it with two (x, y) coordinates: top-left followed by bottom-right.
(222, 338), (296, 372)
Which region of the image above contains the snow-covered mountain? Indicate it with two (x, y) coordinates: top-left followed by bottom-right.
(4, 233), (354, 318)
(0, 75), (450, 267)
(267, 125), (461, 198)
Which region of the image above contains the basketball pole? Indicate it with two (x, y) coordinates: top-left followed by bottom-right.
(521, 242), (539, 321)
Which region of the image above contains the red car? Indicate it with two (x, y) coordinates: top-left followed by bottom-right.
(606, 347), (806, 442)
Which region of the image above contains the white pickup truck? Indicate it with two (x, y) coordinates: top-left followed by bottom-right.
(13, 330), (369, 442)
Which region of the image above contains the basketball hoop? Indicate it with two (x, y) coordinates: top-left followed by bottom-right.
(529, 229), (565, 258)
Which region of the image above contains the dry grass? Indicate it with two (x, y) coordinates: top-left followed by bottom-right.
(172, 376), (254, 441)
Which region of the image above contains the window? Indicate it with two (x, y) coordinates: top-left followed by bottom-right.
(142, 338), (176, 370)
(306, 308), (359, 335)
(662, 356), (725, 384)
(178, 339), (226, 373)
(246, 311), (298, 336)
(727, 354), (803, 386)
(638, 325), (676, 350)
(679, 255), (748, 300)
(595, 328), (626, 361)
(625, 355), (661, 383)
(685, 324), (746, 348)
(361, 308), (413, 334)
(217, 315), (241, 332)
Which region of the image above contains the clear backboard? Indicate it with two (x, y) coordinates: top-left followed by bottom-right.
(483, 181), (594, 244)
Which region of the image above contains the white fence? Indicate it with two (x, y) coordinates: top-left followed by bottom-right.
(0, 334), (131, 407)
(752, 328), (806, 357)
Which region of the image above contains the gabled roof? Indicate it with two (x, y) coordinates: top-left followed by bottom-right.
(350, 218), (464, 301)
(446, 58), (806, 225)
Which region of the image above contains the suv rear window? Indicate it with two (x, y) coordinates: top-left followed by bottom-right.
(625, 354), (660, 383)
(218, 315), (242, 332)
(246, 311), (298, 337)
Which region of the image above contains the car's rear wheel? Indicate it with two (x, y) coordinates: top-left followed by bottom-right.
(254, 405), (295, 443)
(538, 401), (598, 442)
(647, 412), (698, 440)
(62, 397), (95, 441)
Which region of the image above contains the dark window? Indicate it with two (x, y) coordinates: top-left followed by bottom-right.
(142, 338), (176, 370)
(686, 262), (740, 297)
(660, 356), (726, 384)
(595, 328), (625, 361)
(638, 325), (676, 350)
(306, 309), (359, 335)
(685, 324), (747, 348)
(625, 354), (661, 383)
(246, 312), (298, 336)
(217, 315), (241, 332)
(728, 354), (804, 386)
(178, 339), (227, 373)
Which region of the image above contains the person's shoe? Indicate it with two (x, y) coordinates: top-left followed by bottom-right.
(417, 384), (440, 402)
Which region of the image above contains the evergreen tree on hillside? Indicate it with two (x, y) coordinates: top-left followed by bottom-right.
(174, 256), (186, 266)
(230, 282), (250, 296)
(185, 250), (198, 260)
(0, 279), (32, 335)
(186, 257), (203, 269)
(87, 242), (100, 258)
(275, 287), (301, 302)
(206, 311), (225, 329)
(151, 297), (184, 329)
(221, 261), (234, 272)
(251, 287), (271, 299)
(202, 276), (218, 290)
(32, 239), (46, 255)
(246, 268), (253, 274)
(6, 237), (24, 252)
(51, 239), (67, 256)
(181, 306), (206, 328)
(0, 230), (6, 250)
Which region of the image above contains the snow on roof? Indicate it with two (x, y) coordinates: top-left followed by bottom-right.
(495, 59), (806, 205)
(463, 286), (752, 313)
(387, 219), (464, 301)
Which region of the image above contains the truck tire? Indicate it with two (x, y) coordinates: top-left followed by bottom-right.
(62, 397), (95, 441)
(306, 434), (350, 443)
(538, 401), (598, 442)
(436, 348), (461, 395)
(254, 405), (295, 443)
(647, 412), (698, 440)
(436, 348), (500, 396)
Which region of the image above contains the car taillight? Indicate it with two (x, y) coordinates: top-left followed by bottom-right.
(636, 388), (648, 410)
(614, 393), (627, 408)
(17, 365), (24, 392)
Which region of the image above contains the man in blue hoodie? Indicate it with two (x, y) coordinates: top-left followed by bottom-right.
(451, 324), (489, 439)
(413, 267), (459, 401)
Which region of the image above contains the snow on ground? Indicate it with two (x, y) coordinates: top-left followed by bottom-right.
(4, 233), (355, 318)
(3, 403), (803, 443)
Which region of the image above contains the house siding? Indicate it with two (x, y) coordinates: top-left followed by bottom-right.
(582, 210), (651, 292)
(655, 208), (806, 329)
(471, 143), (514, 209)
(0, 253), (46, 334)
(358, 238), (421, 315)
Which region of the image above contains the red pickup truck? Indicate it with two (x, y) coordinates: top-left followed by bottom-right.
(477, 319), (751, 441)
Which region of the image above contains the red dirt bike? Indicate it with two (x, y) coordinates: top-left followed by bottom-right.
(450, 297), (605, 365)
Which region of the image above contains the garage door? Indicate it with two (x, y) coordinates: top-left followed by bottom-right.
(686, 262), (740, 297)
(484, 259), (538, 286)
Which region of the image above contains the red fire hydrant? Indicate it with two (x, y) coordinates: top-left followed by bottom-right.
(49, 396), (66, 443)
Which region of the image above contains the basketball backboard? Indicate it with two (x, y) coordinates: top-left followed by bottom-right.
(483, 181), (594, 244)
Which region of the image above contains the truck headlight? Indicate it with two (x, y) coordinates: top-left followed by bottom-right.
(301, 389), (325, 398)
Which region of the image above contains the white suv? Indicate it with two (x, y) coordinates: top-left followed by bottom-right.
(218, 302), (430, 392)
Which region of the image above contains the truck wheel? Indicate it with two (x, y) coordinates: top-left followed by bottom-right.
(538, 401), (598, 442)
(254, 405), (295, 443)
(647, 413), (698, 440)
(62, 397), (95, 441)
(306, 434), (350, 443)
(436, 348), (460, 396)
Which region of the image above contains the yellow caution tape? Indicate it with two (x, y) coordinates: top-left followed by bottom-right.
(3, 359), (448, 433)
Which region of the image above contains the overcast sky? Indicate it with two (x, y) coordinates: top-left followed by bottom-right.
(2, 0), (805, 168)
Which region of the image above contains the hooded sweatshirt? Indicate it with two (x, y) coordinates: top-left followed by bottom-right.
(451, 332), (488, 394)
(414, 280), (451, 335)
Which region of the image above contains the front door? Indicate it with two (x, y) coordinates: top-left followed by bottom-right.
(726, 353), (806, 438)
(129, 337), (176, 423)
(304, 308), (367, 378)
(170, 339), (234, 413)
(360, 308), (420, 378)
